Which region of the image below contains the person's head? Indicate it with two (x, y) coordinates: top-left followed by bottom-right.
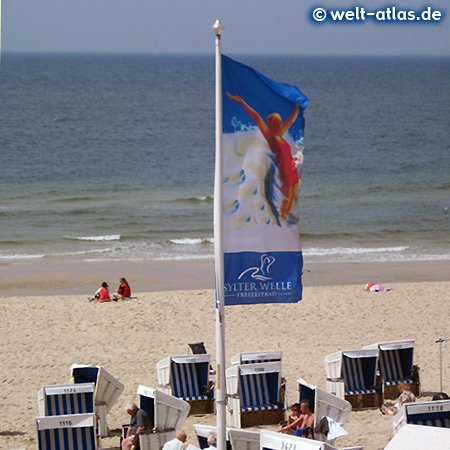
(176, 430), (187, 443)
(398, 382), (410, 393)
(432, 392), (450, 401)
(267, 113), (283, 135)
(125, 402), (138, 417)
(120, 277), (129, 286)
(207, 432), (217, 447)
(300, 399), (312, 414)
(102, 281), (109, 289)
(290, 403), (301, 416)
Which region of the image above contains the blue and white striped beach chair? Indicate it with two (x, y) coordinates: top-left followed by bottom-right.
(35, 413), (98, 450)
(156, 355), (214, 414)
(325, 349), (383, 409)
(70, 364), (124, 437)
(363, 340), (420, 399)
(38, 383), (95, 417)
(226, 362), (285, 428)
(231, 351), (282, 366)
(393, 400), (450, 434)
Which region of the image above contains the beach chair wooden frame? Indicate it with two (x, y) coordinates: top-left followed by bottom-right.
(231, 350), (282, 366)
(226, 362), (285, 428)
(297, 378), (352, 444)
(70, 364), (124, 437)
(363, 340), (420, 400)
(156, 354), (214, 414)
(393, 399), (450, 434)
(325, 349), (383, 409)
(35, 413), (98, 450)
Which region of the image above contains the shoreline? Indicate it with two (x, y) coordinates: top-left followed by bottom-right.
(1, 257), (449, 296)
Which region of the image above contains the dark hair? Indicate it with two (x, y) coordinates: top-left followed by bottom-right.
(120, 277), (129, 286)
(432, 392), (450, 401)
(102, 281), (109, 288)
(290, 403), (301, 411)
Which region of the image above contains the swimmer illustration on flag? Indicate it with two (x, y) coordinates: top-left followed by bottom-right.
(227, 93), (300, 222)
(221, 55), (308, 305)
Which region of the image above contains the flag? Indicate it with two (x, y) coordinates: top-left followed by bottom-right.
(221, 55), (308, 305)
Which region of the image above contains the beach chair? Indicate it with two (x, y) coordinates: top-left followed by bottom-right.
(226, 361), (285, 428)
(70, 364), (124, 437)
(260, 429), (362, 450)
(133, 385), (190, 450)
(297, 378), (352, 444)
(385, 423), (450, 450)
(325, 349), (383, 409)
(188, 341), (215, 374)
(194, 424), (232, 450)
(363, 340), (420, 399)
(156, 354), (214, 414)
(35, 413), (98, 450)
(393, 399), (450, 434)
(38, 383), (95, 417)
(194, 425), (259, 450)
(231, 351), (282, 365)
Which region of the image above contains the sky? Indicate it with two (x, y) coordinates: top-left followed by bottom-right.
(2, 0), (449, 55)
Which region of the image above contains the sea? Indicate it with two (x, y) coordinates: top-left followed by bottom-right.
(1, 53), (449, 266)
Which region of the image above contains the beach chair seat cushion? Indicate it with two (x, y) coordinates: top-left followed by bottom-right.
(242, 403), (281, 412)
(345, 388), (378, 395)
(180, 395), (210, 401)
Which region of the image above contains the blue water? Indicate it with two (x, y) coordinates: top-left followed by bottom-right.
(1, 53), (449, 264)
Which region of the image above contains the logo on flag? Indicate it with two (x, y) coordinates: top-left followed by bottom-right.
(221, 55), (308, 305)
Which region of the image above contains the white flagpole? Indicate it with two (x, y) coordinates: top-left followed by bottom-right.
(212, 19), (226, 450)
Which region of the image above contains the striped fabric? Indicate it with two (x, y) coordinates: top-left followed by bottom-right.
(171, 362), (209, 400)
(242, 359), (275, 365)
(342, 355), (378, 395)
(378, 348), (413, 384)
(37, 426), (96, 450)
(412, 418), (450, 428)
(45, 392), (95, 416)
(384, 379), (413, 387)
(240, 373), (279, 411)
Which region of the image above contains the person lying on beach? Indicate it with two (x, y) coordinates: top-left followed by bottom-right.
(113, 277), (131, 299)
(278, 400), (314, 437)
(94, 282), (112, 303)
(380, 382), (415, 415)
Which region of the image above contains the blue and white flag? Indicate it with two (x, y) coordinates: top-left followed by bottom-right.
(221, 55), (308, 305)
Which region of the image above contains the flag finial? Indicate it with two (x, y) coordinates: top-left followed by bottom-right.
(212, 19), (225, 37)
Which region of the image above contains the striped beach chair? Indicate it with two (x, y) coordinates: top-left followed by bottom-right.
(297, 378), (351, 443)
(363, 340), (420, 399)
(231, 350), (282, 365)
(38, 383), (95, 417)
(35, 413), (98, 450)
(226, 362), (285, 428)
(325, 349), (383, 409)
(70, 364), (124, 437)
(156, 354), (214, 414)
(393, 400), (450, 434)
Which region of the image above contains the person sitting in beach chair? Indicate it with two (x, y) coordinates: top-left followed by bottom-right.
(122, 401), (152, 450)
(380, 382), (415, 416)
(278, 400), (314, 437)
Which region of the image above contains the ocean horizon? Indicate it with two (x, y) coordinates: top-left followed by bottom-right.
(1, 53), (449, 266)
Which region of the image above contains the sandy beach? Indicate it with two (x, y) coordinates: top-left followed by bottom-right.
(1, 260), (449, 450)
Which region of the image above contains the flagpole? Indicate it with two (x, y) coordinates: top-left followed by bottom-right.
(212, 19), (227, 450)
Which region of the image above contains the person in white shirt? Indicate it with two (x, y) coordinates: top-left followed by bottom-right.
(162, 430), (187, 450)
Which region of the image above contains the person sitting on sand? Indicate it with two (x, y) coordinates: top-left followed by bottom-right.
(278, 400), (314, 437)
(380, 382), (415, 415)
(114, 277), (131, 299)
(95, 282), (111, 303)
